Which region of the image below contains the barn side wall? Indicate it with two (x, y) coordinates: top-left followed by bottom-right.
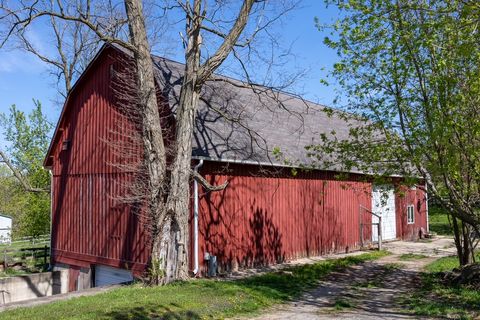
(395, 185), (428, 240)
(194, 162), (373, 274)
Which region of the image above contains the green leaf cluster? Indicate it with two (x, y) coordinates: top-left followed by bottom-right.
(311, 0), (480, 227)
(0, 101), (52, 237)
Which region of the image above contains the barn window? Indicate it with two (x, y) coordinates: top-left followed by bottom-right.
(407, 205), (415, 224)
(62, 140), (71, 151)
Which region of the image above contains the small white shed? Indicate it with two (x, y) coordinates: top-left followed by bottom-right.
(0, 214), (12, 243)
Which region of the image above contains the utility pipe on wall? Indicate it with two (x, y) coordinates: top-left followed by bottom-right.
(192, 159), (204, 275)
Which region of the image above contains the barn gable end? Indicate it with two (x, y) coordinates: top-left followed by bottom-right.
(48, 45), (152, 279)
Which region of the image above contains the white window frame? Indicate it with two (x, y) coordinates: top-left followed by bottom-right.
(407, 205), (415, 224)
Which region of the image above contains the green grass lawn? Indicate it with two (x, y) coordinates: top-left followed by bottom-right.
(404, 254), (480, 319)
(424, 252), (480, 273)
(1, 251), (388, 320)
(428, 205), (452, 235)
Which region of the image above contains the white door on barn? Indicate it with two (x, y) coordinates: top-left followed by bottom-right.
(94, 265), (133, 287)
(372, 185), (397, 241)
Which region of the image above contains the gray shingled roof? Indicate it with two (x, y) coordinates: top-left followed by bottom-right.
(151, 56), (364, 170)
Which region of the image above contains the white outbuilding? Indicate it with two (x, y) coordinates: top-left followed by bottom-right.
(0, 214), (12, 243)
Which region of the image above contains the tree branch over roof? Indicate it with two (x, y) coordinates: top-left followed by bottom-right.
(197, 0), (255, 85)
(0, 1), (134, 52)
(0, 0), (128, 98)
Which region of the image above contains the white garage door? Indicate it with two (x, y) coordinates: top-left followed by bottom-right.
(95, 265), (133, 287)
(372, 185), (397, 241)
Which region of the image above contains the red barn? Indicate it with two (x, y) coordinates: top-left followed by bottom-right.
(44, 44), (429, 290)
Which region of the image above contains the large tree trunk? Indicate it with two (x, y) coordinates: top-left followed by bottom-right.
(159, 0), (255, 281)
(123, 0), (168, 278)
(161, 3), (203, 281)
(123, 0), (255, 283)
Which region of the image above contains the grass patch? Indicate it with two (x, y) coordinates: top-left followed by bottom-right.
(383, 262), (404, 270)
(334, 298), (355, 310)
(428, 205), (452, 235)
(353, 279), (381, 289)
(403, 273), (480, 319)
(1, 251), (388, 320)
(398, 253), (428, 261)
(424, 252), (480, 273)
(0, 268), (28, 278)
(403, 255), (480, 319)
(424, 255), (459, 273)
(352, 261), (400, 290)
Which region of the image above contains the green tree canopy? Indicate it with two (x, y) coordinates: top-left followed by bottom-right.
(312, 0), (480, 264)
(0, 101), (52, 237)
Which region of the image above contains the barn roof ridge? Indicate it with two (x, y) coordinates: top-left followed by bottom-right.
(43, 42), (368, 174)
(111, 42), (359, 120)
(150, 54), (329, 110)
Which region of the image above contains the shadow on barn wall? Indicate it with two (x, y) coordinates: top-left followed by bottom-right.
(196, 165), (373, 274)
(246, 206), (284, 266)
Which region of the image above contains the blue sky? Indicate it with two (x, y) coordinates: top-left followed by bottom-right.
(0, 1), (340, 138)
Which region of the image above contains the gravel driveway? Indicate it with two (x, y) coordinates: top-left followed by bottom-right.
(247, 236), (456, 320)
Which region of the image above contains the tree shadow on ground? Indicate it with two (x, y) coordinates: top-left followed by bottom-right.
(105, 304), (201, 320)
(96, 254), (383, 320)
(233, 253), (386, 303)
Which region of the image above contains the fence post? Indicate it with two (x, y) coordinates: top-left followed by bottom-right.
(44, 245), (47, 268)
(3, 247), (6, 269)
(378, 216), (382, 251)
(360, 223), (364, 248)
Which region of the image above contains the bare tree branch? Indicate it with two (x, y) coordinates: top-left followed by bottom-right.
(197, 0), (255, 85)
(0, 2), (134, 52)
(190, 168), (228, 191)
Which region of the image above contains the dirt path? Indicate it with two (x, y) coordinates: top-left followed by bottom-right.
(249, 236), (456, 320)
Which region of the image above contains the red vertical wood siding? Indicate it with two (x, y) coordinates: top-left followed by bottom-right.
(194, 162), (372, 273)
(395, 185), (428, 240)
(50, 47), (151, 275)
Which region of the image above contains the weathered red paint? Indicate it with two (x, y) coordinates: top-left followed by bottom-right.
(48, 46), (151, 275)
(68, 266), (80, 292)
(193, 162), (373, 273)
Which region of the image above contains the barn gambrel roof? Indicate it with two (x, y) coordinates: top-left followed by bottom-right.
(45, 43), (364, 172)
(151, 53), (362, 170)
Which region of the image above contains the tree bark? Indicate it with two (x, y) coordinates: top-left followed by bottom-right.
(161, 0), (203, 281)
(123, 0), (255, 282)
(462, 223), (474, 265)
(452, 215), (475, 266)
(123, 0), (168, 277)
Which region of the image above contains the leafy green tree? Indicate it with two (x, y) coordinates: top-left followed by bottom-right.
(0, 101), (52, 237)
(313, 0), (480, 265)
